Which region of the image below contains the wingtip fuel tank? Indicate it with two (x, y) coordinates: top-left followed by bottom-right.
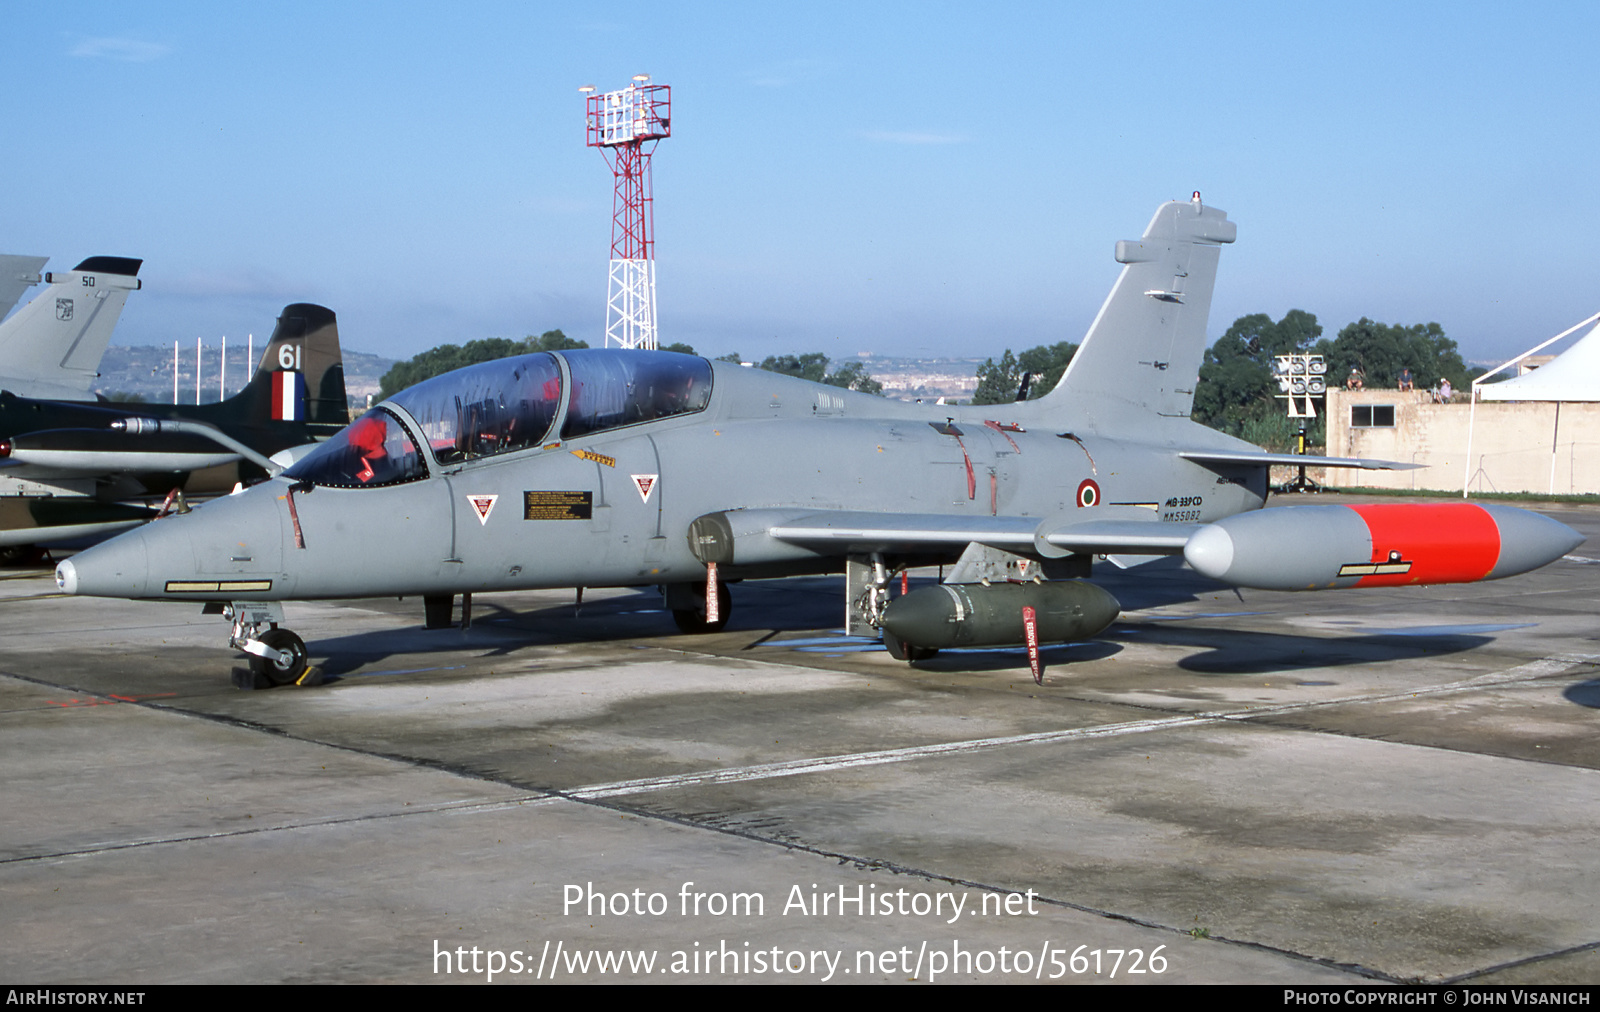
(1182, 503), (1582, 591)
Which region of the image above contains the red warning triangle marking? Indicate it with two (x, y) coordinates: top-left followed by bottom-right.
(467, 494), (498, 525)
(631, 474), (658, 504)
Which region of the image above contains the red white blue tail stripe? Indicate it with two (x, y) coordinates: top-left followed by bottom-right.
(271, 370), (307, 421)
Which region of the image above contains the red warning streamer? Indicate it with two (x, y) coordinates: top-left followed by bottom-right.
(705, 562), (720, 624)
(1022, 605), (1042, 684)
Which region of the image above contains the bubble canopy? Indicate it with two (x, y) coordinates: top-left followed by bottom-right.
(283, 350), (712, 489)
(559, 349), (712, 439)
(392, 353), (564, 465)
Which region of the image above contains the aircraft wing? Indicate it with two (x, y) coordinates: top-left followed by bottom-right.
(1179, 450), (1421, 470)
(766, 510), (1196, 556)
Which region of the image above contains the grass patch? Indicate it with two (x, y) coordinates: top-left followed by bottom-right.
(1307, 486), (1600, 506)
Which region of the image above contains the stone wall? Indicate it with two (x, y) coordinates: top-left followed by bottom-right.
(1315, 388), (1600, 494)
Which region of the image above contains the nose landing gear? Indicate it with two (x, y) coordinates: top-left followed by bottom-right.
(222, 602), (322, 688)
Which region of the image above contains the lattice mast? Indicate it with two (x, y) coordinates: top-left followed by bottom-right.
(582, 76), (670, 350)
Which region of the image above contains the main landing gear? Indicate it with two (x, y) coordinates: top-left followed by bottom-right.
(220, 601), (321, 689)
(846, 553), (941, 663)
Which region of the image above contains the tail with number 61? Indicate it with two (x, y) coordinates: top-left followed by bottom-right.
(198, 303), (348, 428)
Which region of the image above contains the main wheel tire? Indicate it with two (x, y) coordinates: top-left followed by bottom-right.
(672, 582), (732, 634)
(249, 628), (309, 686)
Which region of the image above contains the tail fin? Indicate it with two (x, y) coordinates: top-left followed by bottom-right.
(0, 255), (49, 323)
(1041, 195), (1234, 424)
(207, 304), (347, 427)
(0, 256), (143, 399)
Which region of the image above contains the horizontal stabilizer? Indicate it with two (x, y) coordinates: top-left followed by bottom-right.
(1179, 450), (1420, 471)
(70, 257), (142, 277)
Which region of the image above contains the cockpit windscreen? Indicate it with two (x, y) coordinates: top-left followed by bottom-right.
(283, 408), (427, 488)
(389, 353), (563, 465)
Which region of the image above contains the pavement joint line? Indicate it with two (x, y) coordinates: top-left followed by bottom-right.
(560, 654), (1600, 801)
(1442, 937), (1600, 983)
(0, 794), (560, 866)
(0, 787), (1399, 982)
(6, 652), (1595, 811)
(14, 655), (1575, 983)
(0, 766), (1396, 981)
(1203, 655), (1600, 722)
(564, 716), (1219, 799)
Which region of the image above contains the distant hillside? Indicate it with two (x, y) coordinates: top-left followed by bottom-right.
(91, 345), (396, 410)
(87, 346), (983, 408)
(840, 354), (983, 401)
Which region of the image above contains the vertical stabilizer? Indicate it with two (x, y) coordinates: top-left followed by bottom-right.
(211, 304), (347, 427)
(0, 256), (143, 398)
(1040, 196), (1234, 427)
(0, 255), (48, 323)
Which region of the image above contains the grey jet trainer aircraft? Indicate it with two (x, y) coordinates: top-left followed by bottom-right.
(56, 195), (1583, 688)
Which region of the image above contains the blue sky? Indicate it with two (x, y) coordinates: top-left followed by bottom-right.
(2, 2), (1595, 365)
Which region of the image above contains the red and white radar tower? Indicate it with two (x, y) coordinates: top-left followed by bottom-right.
(580, 75), (670, 350)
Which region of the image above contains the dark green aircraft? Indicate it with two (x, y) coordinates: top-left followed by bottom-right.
(0, 304), (347, 556)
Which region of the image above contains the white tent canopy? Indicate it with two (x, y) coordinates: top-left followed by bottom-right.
(1479, 319), (1600, 402)
(1464, 311), (1600, 495)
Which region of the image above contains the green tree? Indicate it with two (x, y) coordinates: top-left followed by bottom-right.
(1017, 341), (1078, 398)
(1192, 310), (1322, 438)
(1313, 319), (1468, 391)
(822, 360), (884, 395)
(972, 350), (1020, 405)
(377, 329), (587, 399)
(526, 329), (586, 353)
(971, 342), (1078, 404)
(757, 353), (883, 395)
(757, 353), (830, 382)
(661, 341), (696, 355)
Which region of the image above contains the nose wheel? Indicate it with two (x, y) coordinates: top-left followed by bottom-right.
(247, 628), (309, 686)
(224, 602), (320, 688)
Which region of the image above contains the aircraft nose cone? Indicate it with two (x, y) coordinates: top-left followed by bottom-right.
(54, 559), (77, 594)
(59, 527), (156, 597)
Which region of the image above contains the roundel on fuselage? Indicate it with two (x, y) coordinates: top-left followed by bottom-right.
(1076, 479), (1100, 508)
